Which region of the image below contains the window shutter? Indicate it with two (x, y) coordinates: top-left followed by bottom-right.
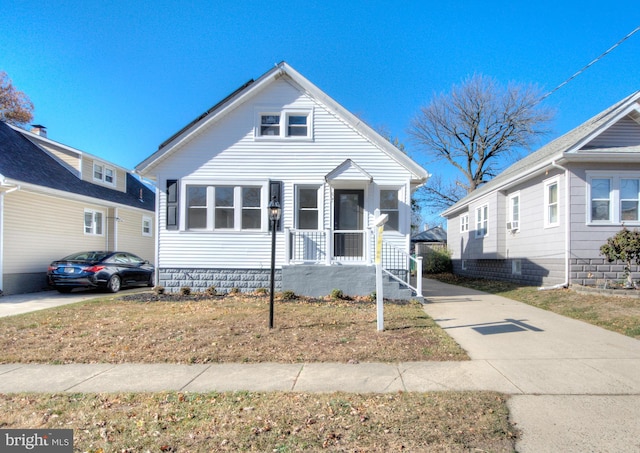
(166, 179), (179, 230)
(269, 180), (283, 231)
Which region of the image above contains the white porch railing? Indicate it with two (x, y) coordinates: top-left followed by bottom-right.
(285, 228), (422, 296)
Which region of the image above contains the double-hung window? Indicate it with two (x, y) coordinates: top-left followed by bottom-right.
(84, 209), (103, 235)
(184, 184), (264, 231)
(545, 180), (559, 227)
(142, 216), (152, 237)
(256, 108), (312, 139)
(475, 205), (488, 238)
(380, 189), (399, 231)
(296, 187), (319, 229)
(587, 173), (640, 224)
(460, 214), (469, 233)
(93, 162), (115, 185)
(507, 193), (520, 231)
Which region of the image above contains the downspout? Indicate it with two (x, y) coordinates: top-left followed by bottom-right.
(0, 185), (21, 294)
(539, 161), (570, 290)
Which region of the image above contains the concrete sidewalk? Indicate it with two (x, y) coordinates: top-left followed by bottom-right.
(1, 279), (639, 451)
(422, 278), (640, 453)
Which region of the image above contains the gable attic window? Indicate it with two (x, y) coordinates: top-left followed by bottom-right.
(93, 162), (115, 185)
(256, 109), (313, 139)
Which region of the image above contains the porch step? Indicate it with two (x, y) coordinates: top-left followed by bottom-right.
(382, 274), (423, 302)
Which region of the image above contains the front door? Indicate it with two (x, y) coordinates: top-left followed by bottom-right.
(334, 189), (364, 259)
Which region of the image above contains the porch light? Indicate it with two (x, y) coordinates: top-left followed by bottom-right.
(268, 196), (281, 329)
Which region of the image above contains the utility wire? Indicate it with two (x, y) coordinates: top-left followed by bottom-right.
(540, 25), (640, 102)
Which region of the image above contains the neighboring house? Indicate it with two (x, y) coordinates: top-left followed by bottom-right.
(411, 225), (447, 254)
(442, 91), (640, 288)
(0, 122), (156, 295)
(135, 62), (429, 298)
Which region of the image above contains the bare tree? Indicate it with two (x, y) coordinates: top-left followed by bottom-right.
(409, 74), (553, 208)
(0, 71), (34, 126)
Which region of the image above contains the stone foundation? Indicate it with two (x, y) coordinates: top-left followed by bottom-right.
(452, 258), (565, 287)
(570, 258), (640, 286)
(158, 268), (280, 294)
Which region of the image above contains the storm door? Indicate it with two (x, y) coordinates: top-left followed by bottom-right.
(333, 189), (365, 259)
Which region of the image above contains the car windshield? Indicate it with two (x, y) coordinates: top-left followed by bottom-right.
(61, 252), (110, 261)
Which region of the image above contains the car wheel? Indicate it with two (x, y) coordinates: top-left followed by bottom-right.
(107, 275), (121, 293)
(57, 287), (73, 294)
(146, 274), (154, 287)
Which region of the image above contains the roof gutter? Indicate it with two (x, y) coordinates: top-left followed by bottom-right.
(539, 160), (570, 290)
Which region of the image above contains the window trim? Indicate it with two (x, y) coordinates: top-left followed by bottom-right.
(507, 192), (520, 232)
(295, 185), (322, 230)
(512, 259), (522, 275)
(84, 209), (104, 236)
(379, 187), (401, 232)
(255, 107), (313, 140)
(475, 204), (488, 238)
(93, 161), (116, 186)
(544, 178), (560, 228)
(181, 180), (269, 232)
(460, 213), (469, 233)
(142, 216), (152, 237)
(586, 172), (640, 225)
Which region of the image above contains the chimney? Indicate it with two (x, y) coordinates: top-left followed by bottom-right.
(30, 124), (47, 137)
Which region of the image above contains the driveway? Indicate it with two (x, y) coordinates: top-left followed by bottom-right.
(422, 278), (640, 453)
(0, 288), (144, 318)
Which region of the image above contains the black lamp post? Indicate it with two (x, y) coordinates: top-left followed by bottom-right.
(268, 196), (281, 329)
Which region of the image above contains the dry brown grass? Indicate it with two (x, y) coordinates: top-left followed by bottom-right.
(0, 293), (467, 364)
(0, 391), (516, 452)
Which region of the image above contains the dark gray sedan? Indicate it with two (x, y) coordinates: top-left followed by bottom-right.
(47, 251), (155, 293)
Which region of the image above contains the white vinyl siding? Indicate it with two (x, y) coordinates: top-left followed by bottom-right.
(151, 78), (416, 269)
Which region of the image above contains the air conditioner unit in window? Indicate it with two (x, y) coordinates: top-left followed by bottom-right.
(506, 221), (519, 231)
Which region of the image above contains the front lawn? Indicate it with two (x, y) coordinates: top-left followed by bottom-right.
(0, 293), (467, 364)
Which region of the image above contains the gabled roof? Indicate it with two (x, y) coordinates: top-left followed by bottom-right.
(411, 225), (447, 243)
(0, 121), (154, 212)
(135, 62), (429, 184)
(442, 90), (640, 217)
(325, 159), (373, 183)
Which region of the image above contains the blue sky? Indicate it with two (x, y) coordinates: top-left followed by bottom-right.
(2, 1), (638, 195)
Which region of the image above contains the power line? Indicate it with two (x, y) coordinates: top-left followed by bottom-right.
(540, 25), (640, 102)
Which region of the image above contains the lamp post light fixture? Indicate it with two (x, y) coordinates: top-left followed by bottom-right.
(268, 196), (281, 329)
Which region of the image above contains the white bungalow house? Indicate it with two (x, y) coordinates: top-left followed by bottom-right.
(0, 122), (156, 295)
(442, 90), (640, 288)
(135, 62), (429, 298)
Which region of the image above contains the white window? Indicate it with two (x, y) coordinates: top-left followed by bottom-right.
(296, 186), (319, 229)
(256, 108), (312, 139)
(142, 216), (152, 237)
(380, 189), (400, 231)
(185, 184), (264, 231)
(475, 205), (488, 238)
(545, 180), (559, 227)
(259, 114), (280, 136)
(93, 162), (116, 185)
(512, 259), (522, 275)
(586, 173), (640, 225)
(507, 193), (520, 231)
(460, 214), (469, 233)
(84, 209), (103, 235)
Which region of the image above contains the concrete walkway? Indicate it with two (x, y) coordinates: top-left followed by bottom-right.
(422, 278), (640, 453)
(1, 280), (639, 451)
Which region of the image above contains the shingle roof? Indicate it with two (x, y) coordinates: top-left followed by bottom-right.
(442, 90), (640, 216)
(0, 121), (154, 211)
(411, 226), (447, 243)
